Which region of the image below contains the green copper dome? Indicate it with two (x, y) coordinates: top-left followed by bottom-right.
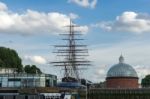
(107, 55), (138, 78)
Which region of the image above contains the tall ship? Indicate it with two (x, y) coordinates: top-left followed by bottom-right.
(52, 20), (90, 88)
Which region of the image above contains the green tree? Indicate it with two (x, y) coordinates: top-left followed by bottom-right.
(24, 65), (30, 73)
(24, 65), (42, 74)
(0, 47), (23, 72)
(141, 75), (150, 87)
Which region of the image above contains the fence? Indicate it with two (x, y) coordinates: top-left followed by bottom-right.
(0, 95), (44, 99)
(87, 88), (150, 99)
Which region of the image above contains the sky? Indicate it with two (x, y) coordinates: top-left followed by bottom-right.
(0, 0), (150, 83)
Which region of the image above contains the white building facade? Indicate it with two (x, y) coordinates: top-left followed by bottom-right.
(0, 68), (57, 88)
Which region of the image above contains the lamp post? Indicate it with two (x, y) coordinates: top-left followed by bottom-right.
(86, 79), (88, 99)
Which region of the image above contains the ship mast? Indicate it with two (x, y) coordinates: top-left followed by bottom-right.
(52, 20), (90, 82)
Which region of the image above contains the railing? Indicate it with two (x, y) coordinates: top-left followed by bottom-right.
(81, 88), (150, 99)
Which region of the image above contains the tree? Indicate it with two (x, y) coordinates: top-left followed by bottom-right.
(24, 65), (42, 74)
(141, 75), (150, 87)
(0, 47), (23, 72)
(0, 47), (42, 74)
(24, 65), (30, 73)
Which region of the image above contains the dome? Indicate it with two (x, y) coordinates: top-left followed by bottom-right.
(107, 55), (138, 78)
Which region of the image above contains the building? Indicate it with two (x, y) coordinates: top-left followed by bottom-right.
(106, 55), (138, 88)
(0, 68), (57, 88)
(0, 68), (16, 74)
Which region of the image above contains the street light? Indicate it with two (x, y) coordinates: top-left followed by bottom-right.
(86, 79), (88, 99)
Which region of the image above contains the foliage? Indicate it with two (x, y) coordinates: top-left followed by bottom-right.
(0, 47), (23, 72)
(0, 46), (42, 74)
(141, 74), (150, 87)
(24, 65), (42, 74)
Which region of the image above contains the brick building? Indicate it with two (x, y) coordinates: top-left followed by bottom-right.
(106, 55), (139, 88)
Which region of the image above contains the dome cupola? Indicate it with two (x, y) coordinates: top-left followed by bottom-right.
(107, 55), (138, 78)
(119, 55), (124, 63)
(106, 55), (139, 88)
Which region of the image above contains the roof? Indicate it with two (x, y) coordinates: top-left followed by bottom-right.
(107, 55), (138, 78)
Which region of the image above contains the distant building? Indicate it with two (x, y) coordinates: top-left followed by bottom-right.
(0, 68), (16, 74)
(106, 55), (139, 88)
(90, 82), (106, 88)
(0, 68), (57, 88)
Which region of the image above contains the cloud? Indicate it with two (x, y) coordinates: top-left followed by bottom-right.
(69, 13), (79, 19)
(135, 65), (150, 79)
(0, 2), (88, 35)
(90, 0), (97, 9)
(0, 2), (7, 11)
(24, 55), (47, 64)
(68, 0), (97, 9)
(92, 11), (150, 34)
